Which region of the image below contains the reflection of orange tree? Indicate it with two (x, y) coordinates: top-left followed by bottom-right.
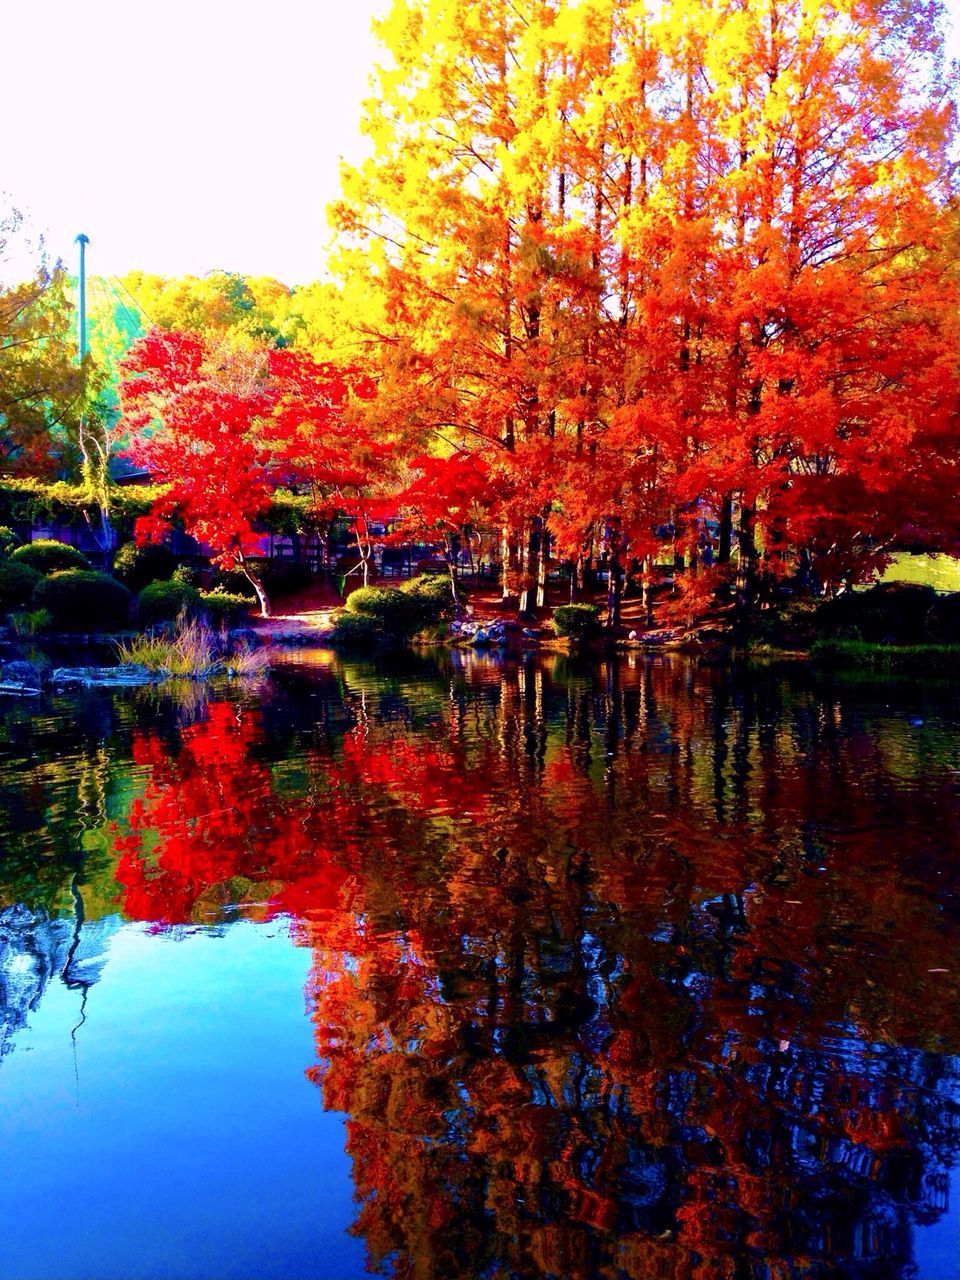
(296, 666), (960, 1280)
(103, 660), (960, 1277)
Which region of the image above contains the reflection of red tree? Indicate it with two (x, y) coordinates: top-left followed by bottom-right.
(114, 703), (352, 924)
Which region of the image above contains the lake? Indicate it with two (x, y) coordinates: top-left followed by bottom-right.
(1, 650), (958, 1280)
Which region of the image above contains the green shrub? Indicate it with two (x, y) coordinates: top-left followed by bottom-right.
(924, 592), (960, 643)
(138, 580), (201, 626)
(10, 539), (89, 575)
(553, 603), (601, 637)
(172, 563), (203, 588)
(113, 540), (175, 591)
(345, 585), (423, 640)
(0, 560), (42, 612)
(400, 573), (460, 622)
(330, 612), (380, 647)
(0, 526), (20, 557)
(198, 589), (255, 628)
(34, 570), (132, 631)
(815, 583), (937, 645)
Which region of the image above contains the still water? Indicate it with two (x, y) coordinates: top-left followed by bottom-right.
(0, 650), (958, 1280)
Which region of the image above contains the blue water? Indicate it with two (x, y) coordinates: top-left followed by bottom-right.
(0, 922), (367, 1280)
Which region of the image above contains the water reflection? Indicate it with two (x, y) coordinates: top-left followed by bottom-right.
(1, 652), (958, 1279)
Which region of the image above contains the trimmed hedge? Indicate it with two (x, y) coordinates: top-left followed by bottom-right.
(198, 589), (255, 628)
(0, 560), (42, 612)
(814, 583), (938, 645)
(113, 541), (176, 591)
(344, 585), (424, 640)
(400, 573), (460, 621)
(10, 539), (90, 575)
(34, 571), (132, 631)
(330, 612), (380, 646)
(553, 603), (601, 637)
(137, 581), (201, 626)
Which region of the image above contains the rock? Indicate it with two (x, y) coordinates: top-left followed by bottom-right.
(628, 630), (638, 641)
(521, 627), (540, 639)
(471, 628), (490, 647)
(1, 661), (43, 689)
(228, 627), (261, 648)
(49, 665), (157, 687)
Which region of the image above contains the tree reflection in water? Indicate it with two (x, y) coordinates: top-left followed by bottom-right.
(2, 652), (958, 1278)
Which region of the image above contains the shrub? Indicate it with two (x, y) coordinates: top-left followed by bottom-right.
(815, 583), (937, 645)
(10, 539), (89, 575)
(113, 541), (176, 591)
(344, 585), (423, 640)
(400, 573), (460, 622)
(137, 580), (201, 626)
(172, 563), (203, 588)
(924, 593), (960, 643)
(34, 570), (132, 631)
(330, 612), (380, 647)
(198, 589), (255, 628)
(553, 603), (601, 637)
(0, 526), (20, 557)
(0, 561), (42, 612)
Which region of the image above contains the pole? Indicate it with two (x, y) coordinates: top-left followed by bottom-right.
(75, 233), (89, 362)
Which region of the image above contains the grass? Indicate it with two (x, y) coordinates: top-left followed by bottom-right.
(810, 639), (960, 672)
(116, 616), (272, 678)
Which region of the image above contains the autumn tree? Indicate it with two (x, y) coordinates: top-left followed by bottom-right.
(0, 208), (85, 476)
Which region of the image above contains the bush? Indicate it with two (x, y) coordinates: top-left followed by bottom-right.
(10, 539), (90, 575)
(0, 560), (42, 612)
(34, 570), (132, 631)
(330, 612), (380, 647)
(0, 526), (20, 557)
(172, 563), (203, 588)
(345, 585), (423, 640)
(553, 603), (601, 637)
(400, 573), (460, 622)
(113, 541), (176, 591)
(198, 589), (255, 628)
(137, 580), (201, 626)
(924, 592), (960, 643)
(815, 583), (937, 645)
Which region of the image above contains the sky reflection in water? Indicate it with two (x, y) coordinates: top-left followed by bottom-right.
(0, 650), (958, 1280)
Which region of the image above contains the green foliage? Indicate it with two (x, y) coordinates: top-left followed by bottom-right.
(172, 563), (203, 587)
(9, 608), (52, 637)
(553, 604), (601, 637)
(345, 585), (425, 640)
(10, 539), (90, 575)
(0, 560), (42, 612)
(113, 540), (175, 591)
(815, 584), (938, 645)
(330, 611), (380, 646)
(0, 526), (20, 557)
(34, 570), (132, 631)
(400, 572), (460, 621)
(137, 580), (201, 626)
(198, 589), (255, 628)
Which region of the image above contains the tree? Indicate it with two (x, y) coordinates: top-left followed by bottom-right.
(0, 208), (84, 476)
(119, 329), (378, 613)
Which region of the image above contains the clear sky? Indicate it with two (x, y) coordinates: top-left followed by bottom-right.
(3, 0), (958, 288)
(3, 0), (389, 285)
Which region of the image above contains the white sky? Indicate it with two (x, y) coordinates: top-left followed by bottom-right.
(3, 0), (958, 288)
(2, 0), (390, 286)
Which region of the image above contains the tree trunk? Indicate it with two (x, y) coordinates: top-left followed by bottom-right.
(717, 493), (733, 565)
(641, 557), (654, 629)
(240, 559), (270, 618)
(736, 502), (757, 617)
